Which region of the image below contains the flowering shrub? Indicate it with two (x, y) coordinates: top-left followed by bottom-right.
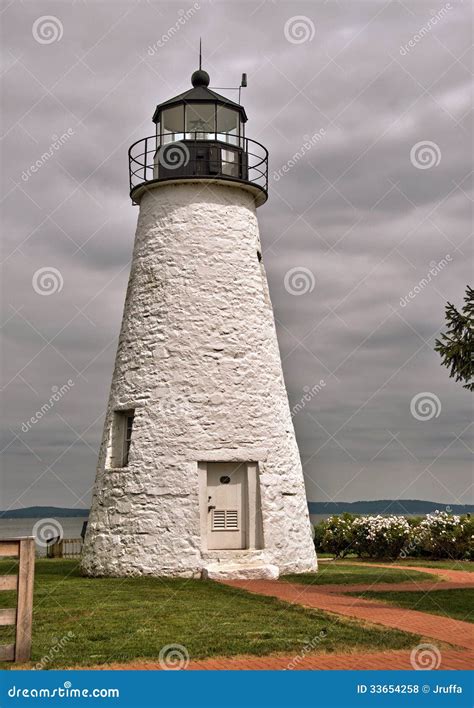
(314, 511), (473, 560)
(318, 514), (355, 558)
(352, 515), (411, 558)
(417, 511), (473, 560)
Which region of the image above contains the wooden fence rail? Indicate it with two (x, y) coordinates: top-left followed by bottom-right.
(47, 537), (83, 559)
(0, 537), (35, 662)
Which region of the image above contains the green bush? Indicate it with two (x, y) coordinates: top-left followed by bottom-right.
(315, 513), (356, 558)
(352, 515), (411, 559)
(418, 512), (473, 560)
(312, 522), (325, 551)
(313, 511), (473, 560)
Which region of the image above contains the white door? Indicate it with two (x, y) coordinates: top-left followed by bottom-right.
(207, 462), (247, 550)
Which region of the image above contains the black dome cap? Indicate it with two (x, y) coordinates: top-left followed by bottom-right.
(191, 69), (210, 87)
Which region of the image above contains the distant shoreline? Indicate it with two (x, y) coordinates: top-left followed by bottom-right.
(1, 500), (472, 519)
(0, 506), (89, 519)
(308, 500), (473, 515)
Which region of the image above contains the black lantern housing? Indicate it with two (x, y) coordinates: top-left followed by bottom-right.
(128, 69), (268, 206)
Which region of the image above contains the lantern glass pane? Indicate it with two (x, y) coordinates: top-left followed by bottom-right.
(217, 107), (240, 145)
(161, 106), (184, 142)
(185, 103), (216, 139)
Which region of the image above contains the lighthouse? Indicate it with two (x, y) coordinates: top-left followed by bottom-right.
(81, 62), (317, 579)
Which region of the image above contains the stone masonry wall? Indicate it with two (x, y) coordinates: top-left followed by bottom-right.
(81, 181), (317, 577)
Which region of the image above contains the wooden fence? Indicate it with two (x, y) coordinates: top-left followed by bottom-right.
(0, 537), (35, 662)
(47, 537), (83, 558)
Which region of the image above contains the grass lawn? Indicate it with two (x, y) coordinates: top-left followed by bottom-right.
(388, 559), (473, 572)
(0, 559), (418, 668)
(283, 562), (438, 586)
(348, 589), (474, 624)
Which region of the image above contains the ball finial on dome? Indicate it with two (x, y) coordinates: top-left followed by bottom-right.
(191, 69), (210, 87)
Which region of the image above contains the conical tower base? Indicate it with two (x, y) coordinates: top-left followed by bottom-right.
(81, 182), (317, 578)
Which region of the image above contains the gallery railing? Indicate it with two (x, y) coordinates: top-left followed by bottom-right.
(128, 132), (268, 203)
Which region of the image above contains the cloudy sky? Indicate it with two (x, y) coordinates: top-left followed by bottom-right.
(1, 0), (472, 512)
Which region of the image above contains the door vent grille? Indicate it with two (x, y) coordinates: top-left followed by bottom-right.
(212, 509), (239, 531)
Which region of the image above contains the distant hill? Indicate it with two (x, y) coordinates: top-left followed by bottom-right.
(0, 506), (89, 519)
(2, 500), (472, 520)
(308, 500), (473, 515)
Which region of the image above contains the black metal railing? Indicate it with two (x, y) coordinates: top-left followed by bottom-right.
(128, 132), (268, 204)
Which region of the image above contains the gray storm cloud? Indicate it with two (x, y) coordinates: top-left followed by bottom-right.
(1, 0), (472, 510)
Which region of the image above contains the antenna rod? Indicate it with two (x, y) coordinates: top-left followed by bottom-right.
(199, 38), (202, 70)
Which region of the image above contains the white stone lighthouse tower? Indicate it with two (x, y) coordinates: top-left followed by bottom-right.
(81, 64), (317, 579)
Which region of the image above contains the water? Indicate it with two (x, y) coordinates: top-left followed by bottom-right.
(0, 517), (88, 557)
(1, 514), (419, 555)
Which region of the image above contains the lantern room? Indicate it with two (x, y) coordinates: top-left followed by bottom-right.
(153, 69), (246, 146)
(128, 67), (268, 206)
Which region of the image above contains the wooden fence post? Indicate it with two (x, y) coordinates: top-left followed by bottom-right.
(0, 537), (35, 662)
(15, 538), (35, 661)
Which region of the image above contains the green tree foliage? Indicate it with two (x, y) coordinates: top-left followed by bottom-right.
(434, 285), (474, 391)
